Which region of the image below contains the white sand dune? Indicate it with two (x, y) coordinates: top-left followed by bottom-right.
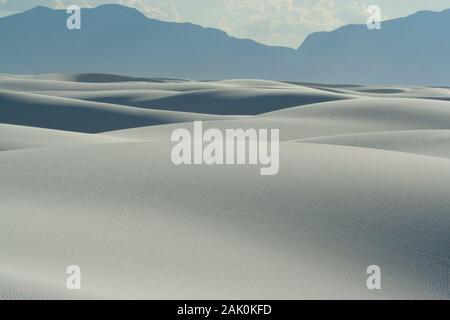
(107, 97), (450, 142)
(262, 97), (450, 124)
(337, 85), (450, 101)
(287, 83), (450, 103)
(0, 75), (353, 115)
(31, 88), (351, 115)
(296, 130), (450, 159)
(0, 142), (449, 299)
(0, 124), (130, 152)
(0, 75), (449, 299)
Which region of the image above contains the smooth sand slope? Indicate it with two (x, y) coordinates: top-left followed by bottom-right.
(107, 97), (450, 142)
(297, 130), (450, 159)
(1, 142), (449, 299)
(0, 124), (128, 152)
(0, 74), (449, 299)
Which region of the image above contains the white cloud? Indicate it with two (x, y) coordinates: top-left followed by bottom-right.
(118, 0), (180, 22)
(218, 0), (344, 47)
(52, 0), (95, 9)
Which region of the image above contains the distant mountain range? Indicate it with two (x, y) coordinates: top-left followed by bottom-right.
(1, 4), (449, 85)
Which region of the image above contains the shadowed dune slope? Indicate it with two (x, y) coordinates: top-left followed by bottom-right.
(33, 88), (351, 115)
(0, 91), (237, 133)
(0, 76), (353, 115)
(114, 88), (350, 115)
(309, 84), (450, 101)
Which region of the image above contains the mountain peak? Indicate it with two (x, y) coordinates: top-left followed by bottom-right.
(30, 5), (52, 11)
(92, 3), (145, 15)
(21, 4), (145, 18)
(21, 5), (53, 15)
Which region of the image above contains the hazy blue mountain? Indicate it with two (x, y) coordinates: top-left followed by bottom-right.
(297, 9), (450, 86)
(0, 4), (449, 85)
(0, 5), (299, 80)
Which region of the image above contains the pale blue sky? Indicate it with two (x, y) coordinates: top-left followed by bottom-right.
(1, 0), (449, 47)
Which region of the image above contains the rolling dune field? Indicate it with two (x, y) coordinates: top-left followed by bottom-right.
(0, 74), (449, 299)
